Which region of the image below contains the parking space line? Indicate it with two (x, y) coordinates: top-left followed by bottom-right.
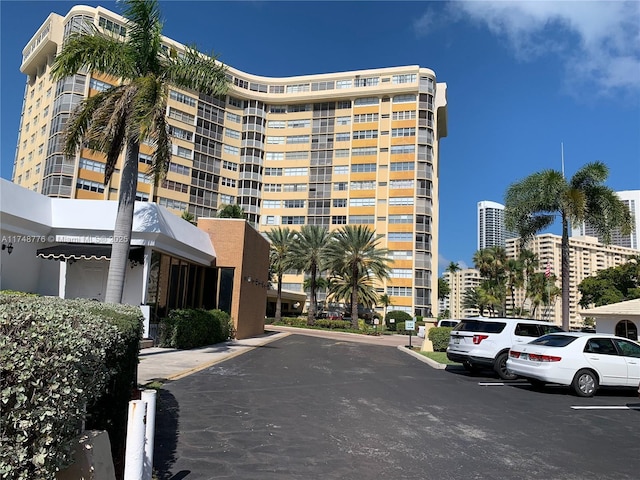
(571, 405), (640, 410)
(478, 381), (527, 386)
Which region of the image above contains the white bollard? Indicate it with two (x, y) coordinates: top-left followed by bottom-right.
(123, 400), (147, 480)
(141, 389), (157, 480)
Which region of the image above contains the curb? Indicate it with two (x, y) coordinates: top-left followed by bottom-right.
(396, 345), (447, 369)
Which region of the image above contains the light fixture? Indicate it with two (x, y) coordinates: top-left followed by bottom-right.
(246, 276), (252, 283)
(1, 242), (13, 255)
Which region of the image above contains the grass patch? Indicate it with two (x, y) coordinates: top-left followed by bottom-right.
(418, 351), (461, 365)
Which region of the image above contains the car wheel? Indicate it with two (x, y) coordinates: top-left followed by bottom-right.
(527, 378), (545, 390)
(494, 352), (518, 380)
(571, 369), (598, 397)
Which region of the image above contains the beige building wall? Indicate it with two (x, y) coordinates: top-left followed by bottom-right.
(15, 5), (447, 319)
(197, 218), (269, 339)
(506, 234), (640, 328)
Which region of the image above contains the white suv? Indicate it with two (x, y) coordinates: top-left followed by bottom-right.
(446, 317), (563, 380)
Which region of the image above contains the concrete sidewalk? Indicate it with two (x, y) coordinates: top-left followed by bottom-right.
(137, 331), (290, 385)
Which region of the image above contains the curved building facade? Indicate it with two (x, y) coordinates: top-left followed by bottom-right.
(14, 4), (448, 317)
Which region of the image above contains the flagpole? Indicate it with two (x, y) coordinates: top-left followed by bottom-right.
(561, 142), (565, 178)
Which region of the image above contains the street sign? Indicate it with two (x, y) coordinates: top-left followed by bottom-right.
(406, 320), (416, 331)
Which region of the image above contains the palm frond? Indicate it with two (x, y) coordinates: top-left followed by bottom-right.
(162, 45), (229, 96)
(63, 92), (111, 157)
(121, 0), (163, 75)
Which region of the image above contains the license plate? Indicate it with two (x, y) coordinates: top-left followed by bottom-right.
(520, 353), (528, 360)
(453, 337), (460, 344)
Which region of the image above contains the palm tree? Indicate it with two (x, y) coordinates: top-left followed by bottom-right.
(505, 258), (523, 317)
(327, 269), (378, 319)
(181, 210), (196, 225)
(505, 162), (633, 330)
(289, 225), (332, 325)
(446, 261), (461, 275)
(517, 249), (538, 312)
(325, 225), (392, 329)
(50, 0), (229, 303)
(265, 227), (296, 323)
(473, 246), (508, 315)
(378, 293), (392, 322)
(217, 204), (245, 219)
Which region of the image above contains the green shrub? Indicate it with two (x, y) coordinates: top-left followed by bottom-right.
(159, 308), (232, 349)
(385, 310), (412, 331)
(0, 293), (142, 480)
(271, 316), (308, 327)
(428, 327), (453, 352)
(315, 319), (352, 330)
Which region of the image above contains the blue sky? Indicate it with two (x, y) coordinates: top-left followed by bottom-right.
(1, 1), (639, 273)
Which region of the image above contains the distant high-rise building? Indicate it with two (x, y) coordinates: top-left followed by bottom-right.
(477, 201), (516, 250)
(571, 190), (639, 250)
(439, 268), (481, 319)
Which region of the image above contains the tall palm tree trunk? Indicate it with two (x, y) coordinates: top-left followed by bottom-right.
(561, 212), (570, 330)
(350, 266), (359, 329)
(105, 140), (139, 304)
(275, 273), (283, 322)
(308, 266), (317, 325)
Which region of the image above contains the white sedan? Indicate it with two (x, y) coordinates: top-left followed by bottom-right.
(506, 332), (640, 397)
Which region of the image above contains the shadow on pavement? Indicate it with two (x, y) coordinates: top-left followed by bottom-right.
(153, 387), (182, 479)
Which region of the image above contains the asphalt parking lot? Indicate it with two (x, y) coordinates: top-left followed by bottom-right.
(154, 333), (640, 480)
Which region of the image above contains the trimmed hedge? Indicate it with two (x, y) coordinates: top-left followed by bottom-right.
(315, 319), (352, 330)
(269, 316), (308, 327)
(385, 310), (412, 331)
(428, 327), (454, 352)
(0, 293), (142, 480)
(159, 308), (233, 349)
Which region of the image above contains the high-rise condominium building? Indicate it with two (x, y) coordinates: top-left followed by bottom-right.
(477, 201), (515, 250)
(13, 5), (448, 317)
(571, 190), (640, 250)
(506, 234), (639, 328)
(439, 268), (481, 319)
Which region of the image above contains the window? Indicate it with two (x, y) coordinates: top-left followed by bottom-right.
(336, 80), (352, 89)
(270, 105), (287, 113)
(283, 183), (307, 192)
(336, 116), (351, 126)
(266, 152), (284, 160)
(390, 162), (415, 171)
(337, 100), (352, 109)
(354, 97), (379, 106)
(90, 78), (113, 92)
(333, 182), (347, 191)
(158, 198), (188, 211)
(219, 194), (234, 204)
(615, 320), (638, 341)
(287, 135), (309, 144)
(354, 113), (379, 123)
(137, 172), (151, 184)
(228, 97), (243, 108)
(389, 250), (412, 260)
(392, 127), (416, 137)
(311, 81), (334, 91)
(169, 163), (190, 176)
(333, 198), (347, 208)
(389, 214), (413, 223)
(387, 286), (412, 296)
(265, 168), (283, 176)
(392, 74), (417, 84)
(351, 147), (377, 156)
(268, 120), (286, 129)
(288, 104), (311, 113)
(351, 163), (376, 173)
(263, 184), (282, 192)
(335, 149), (349, 158)
(332, 215), (347, 224)
(335, 133), (350, 142)
(334, 165), (348, 175)
(393, 94), (416, 103)
(389, 197), (414, 206)
(37, 144), (44, 155)
(169, 125), (193, 141)
(282, 216), (305, 225)
(389, 180), (415, 189)
(263, 200), (281, 209)
(169, 90), (197, 107)
(349, 198), (375, 207)
(98, 16), (127, 36)
(168, 107), (194, 124)
(161, 179), (189, 193)
(284, 200), (305, 208)
(286, 84), (310, 93)
(284, 167), (308, 176)
(223, 160), (238, 171)
(388, 232), (413, 241)
(390, 145), (415, 155)
(288, 119), (310, 128)
(353, 130), (378, 140)
(392, 110), (416, 120)
(224, 145), (239, 156)
(349, 215), (374, 224)
(286, 151), (309, 160)
(226, 112), (241, 123)
(174, 145), (192, 159)
(390, 269), (412, 278)
(77, 178), (105, 193)
(225, 129), (240, 139)
(267, 136), (285, 144)
(354, 77), (379, 87)
(350, 181), (375, 190)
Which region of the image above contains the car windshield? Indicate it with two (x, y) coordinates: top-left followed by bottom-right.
(453, 320), (505, 334)
(529, 334), (577, 347)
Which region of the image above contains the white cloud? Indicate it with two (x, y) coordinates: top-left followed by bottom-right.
(431, 1), (640, 97)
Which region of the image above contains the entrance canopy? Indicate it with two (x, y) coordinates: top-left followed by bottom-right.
(37, 244), (144, 262)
